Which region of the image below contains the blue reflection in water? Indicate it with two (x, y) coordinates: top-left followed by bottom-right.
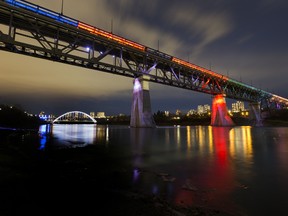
(38, 124), (111, 149)
(133, 168), (140, 182)
(38, 124), (52, 150)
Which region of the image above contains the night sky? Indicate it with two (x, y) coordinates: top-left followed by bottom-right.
(1, 0), (288, 116)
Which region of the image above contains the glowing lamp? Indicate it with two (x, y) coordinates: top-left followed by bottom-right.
(133, 78), (142, 92)
(214, 95), (225, 104)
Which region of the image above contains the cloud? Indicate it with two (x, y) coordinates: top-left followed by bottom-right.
(165, 4), (233, 58)
(102, 1), (233, 60)
(236, 34), (255, 44)
(260, 0), (287, 8)
(0, 52), (132, 96)
(30, 0), (233, 59)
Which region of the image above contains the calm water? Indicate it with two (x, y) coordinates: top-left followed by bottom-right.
(11, 125), (288, 215)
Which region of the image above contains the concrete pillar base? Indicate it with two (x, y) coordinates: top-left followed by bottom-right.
(130, 76), (156, 128)
(211, 94), (235, 126)
(249, 102), (263, 126)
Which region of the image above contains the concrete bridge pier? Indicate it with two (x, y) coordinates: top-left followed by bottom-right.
(249, 102), (263, 126)
(130, 75), (156, 128)
(211, 94), (235, 126)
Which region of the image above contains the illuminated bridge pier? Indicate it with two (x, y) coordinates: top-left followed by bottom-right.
(248, 102), (263, 126)
(211, 94), (235, 126)
(130, 75), (155, 128)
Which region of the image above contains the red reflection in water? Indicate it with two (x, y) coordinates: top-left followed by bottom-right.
(206, 127), (236, 212)
(174, 127), (236, 212)
(213, 127), (229, 172)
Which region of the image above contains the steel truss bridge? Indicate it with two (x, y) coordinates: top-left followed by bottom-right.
(0, 0), (287, 108)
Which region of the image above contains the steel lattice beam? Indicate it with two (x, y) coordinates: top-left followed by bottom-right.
(0, 1), (287, 108)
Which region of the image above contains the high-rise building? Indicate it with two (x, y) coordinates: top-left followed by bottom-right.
(187, 109), (197, 116)
(164, 111), (170, 117)
(197, 105), (204, 114)
(231, 101), (245, 113)
(197, 104), (210, 114)
(96, 112), (106, 118)
(176, 109), (182, 116)
(203, 104), (211, 113)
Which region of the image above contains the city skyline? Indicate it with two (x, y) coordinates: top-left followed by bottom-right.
(1, 0), (288, 116)
(38, 101), (246, 119)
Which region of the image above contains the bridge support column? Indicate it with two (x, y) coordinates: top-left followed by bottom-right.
(249, 102), (263, 126)
(211, 94), (235, 126)
(130, 75), (156, 128)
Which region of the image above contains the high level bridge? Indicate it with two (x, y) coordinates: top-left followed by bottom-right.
(0, 0), (287, 127)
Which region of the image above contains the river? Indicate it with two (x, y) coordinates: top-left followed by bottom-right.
(2, 124), (288, 215)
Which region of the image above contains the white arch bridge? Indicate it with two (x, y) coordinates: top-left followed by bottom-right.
(53, 111), (97, 124)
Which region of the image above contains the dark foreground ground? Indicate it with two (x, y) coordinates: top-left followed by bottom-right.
(0, 130), (236, 216)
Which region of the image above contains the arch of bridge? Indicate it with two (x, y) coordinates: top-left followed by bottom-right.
(53, 111), (97, 123)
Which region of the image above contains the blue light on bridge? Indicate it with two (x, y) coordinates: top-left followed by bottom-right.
(58, 17), (78, 27)
(15, 1), (38, 13)
(4, 0), (78, 27)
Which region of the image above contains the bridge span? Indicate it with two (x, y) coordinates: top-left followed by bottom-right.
(53, 111), (97, 124)
(0, 0), (287, 127)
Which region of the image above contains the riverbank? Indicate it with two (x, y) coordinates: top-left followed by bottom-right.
(0, 129), (234, 216)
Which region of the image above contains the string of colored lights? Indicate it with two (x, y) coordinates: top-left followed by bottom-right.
(172, 57), (228, 80)
(2, 0), (288, 105)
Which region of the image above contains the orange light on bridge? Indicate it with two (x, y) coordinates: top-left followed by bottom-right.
(78, 22), (146, 51)
(78, 22), (95, 33)
(172, 57), (228, 81)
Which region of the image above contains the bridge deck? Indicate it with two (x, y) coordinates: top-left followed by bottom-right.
(0, 0), (287, 107)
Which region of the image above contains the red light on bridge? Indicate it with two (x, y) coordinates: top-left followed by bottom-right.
(213, 94), (225, 105)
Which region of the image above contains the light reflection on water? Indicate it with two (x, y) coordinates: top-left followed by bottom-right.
(39, 124), (108, 149)
(38, 124), (288, 215)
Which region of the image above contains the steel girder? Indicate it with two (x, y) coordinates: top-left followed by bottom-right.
(0, 2), (287, 108)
